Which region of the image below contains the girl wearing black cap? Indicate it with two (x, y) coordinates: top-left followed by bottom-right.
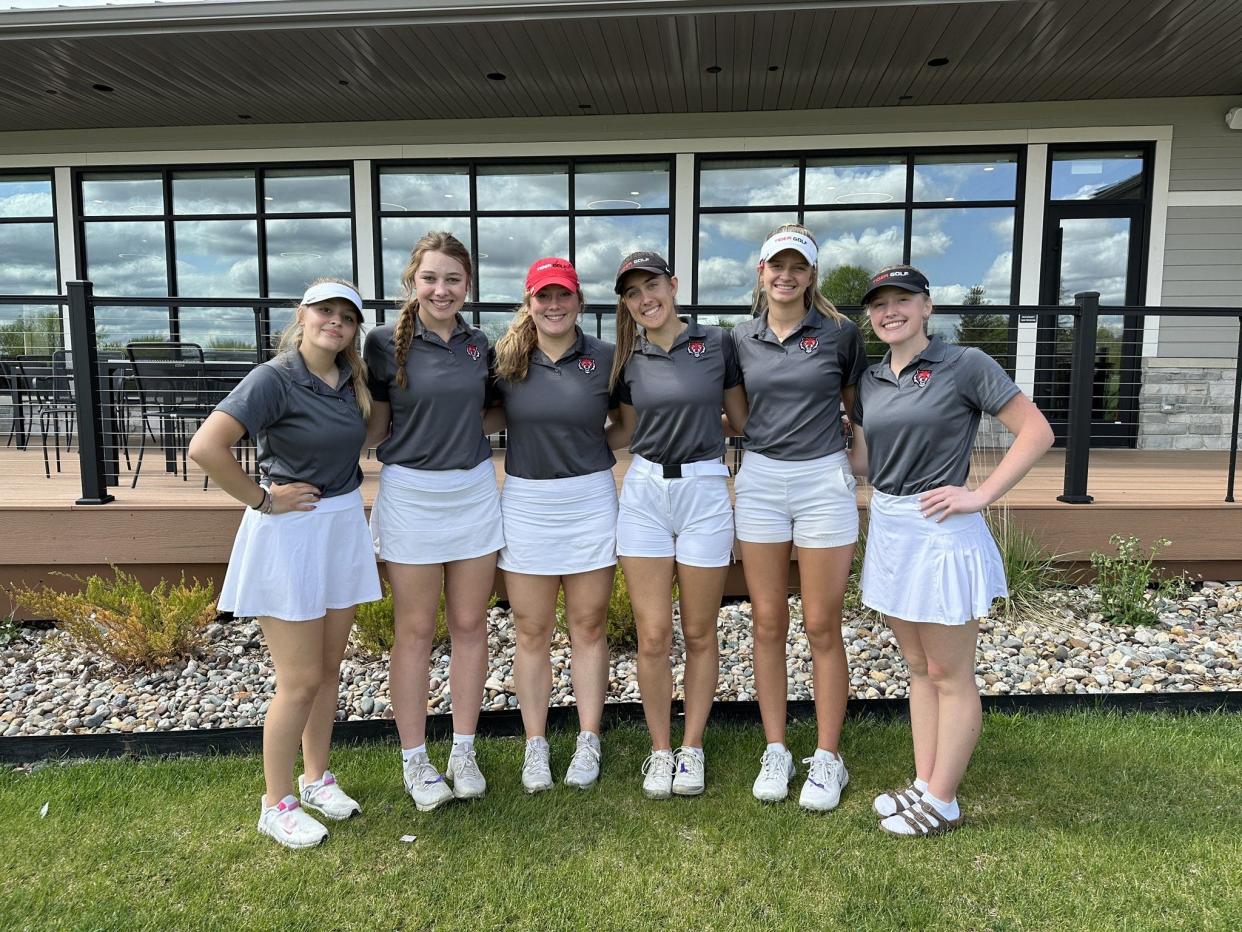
(609, 252), (748, 800)
(851, 264), (1053, 837)
(364, 231), (501, 811)
(730, 223), (869, 811)
(189, 277), (381, 849)
(491, 256), (619, 793)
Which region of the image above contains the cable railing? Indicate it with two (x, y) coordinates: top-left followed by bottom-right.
(1, 284), (1238, 505)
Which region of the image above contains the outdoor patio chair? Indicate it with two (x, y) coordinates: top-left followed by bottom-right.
(13, 351), (77, 479)
(125, 341), (215, 488)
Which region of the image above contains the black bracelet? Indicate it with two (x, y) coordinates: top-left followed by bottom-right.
(249, 488), (269, 511)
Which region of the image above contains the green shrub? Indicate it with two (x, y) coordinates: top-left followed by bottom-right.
(1090, 535), (1182, 626)
(986, 504), (1064, 619)
(353, 580), (493, 657)
(10, 569), (216, 669)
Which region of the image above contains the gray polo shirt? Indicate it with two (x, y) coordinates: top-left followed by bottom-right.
(732, 308), (868, 460)
(853, 336), (1021, 496)
(364, 313), (493, 471)
(494, 330), (617, 480)
(215, 350), (365, 497)
(615, 320), (743, 465)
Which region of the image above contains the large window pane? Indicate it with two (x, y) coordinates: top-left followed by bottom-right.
(805, 210), (904, 293)
(575, 214), (670, 304)
(94, 306), (172, 349)
(575, 162), (670, 210)
(1051, 151), (1144, 201)
(913, 153), (1018, 202)
(0, 174), (53, 218)
(265, 218), (354, 297)
(84, 220), (167, 295)
(478, 310), (513, 345)
(173, 170), (256, 215)
(379, 216), (473, 299)
(697, 211), (786, 304)
(263, 169), (351, 213)
(699, 159), (798, 208)
(174, 219), (259, 296)
(0, 222), (57, 294)
(911, 207), (1014, 304)
(476, 216), (568, 302)
(82, 173), (163, 216)
(476, 165), (567, 212)
(805, 156), (906, 205)
(379, 168), (470, 212)
(180, 307), (259, 357)
(0, 304), (62, 356)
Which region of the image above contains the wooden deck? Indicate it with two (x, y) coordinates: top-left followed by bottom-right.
(2, 444), (1239, 615)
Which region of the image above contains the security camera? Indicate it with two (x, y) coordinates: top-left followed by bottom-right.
(1228, 107), (1242, 130)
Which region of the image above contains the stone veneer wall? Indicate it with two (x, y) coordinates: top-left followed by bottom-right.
(1138, 358), (1239, 451)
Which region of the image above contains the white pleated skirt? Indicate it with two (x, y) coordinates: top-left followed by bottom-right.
(370, 460), (504, 565)
(498, 470), (618, 575)
(860, 489), (1007, 625)
(218, 488), (382, 622)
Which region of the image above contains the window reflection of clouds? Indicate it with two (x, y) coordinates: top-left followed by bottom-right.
(804, 210), (904, 278)
(911, 207), (1014, 304)
(180, 307), (258, 353)
(575, 163), (669, 210)
(476, 166), (567, 212)
(173, 220), (259, 296)
(172, 171), (255, 215)
(82, 173), (163, 216)
(379, 169), (470, 212)
(477, 216), (568, 302)
(699, 160), (799, 208)
(0, 176), (53, 218)
(1056, 217), (1130, 305)
(805, 158), (906, 204)
(380, 216), (472, 298)
(95, 307), (171, 347)
(263, 170), (351, 213)
(697, 211), (786, 304)
(576, 214), (669, 304)
(913, 154), (1017, 202)
(265, 218), (354, 297)
(1051, 152), (1144, 201)
(84, 220), (167, 296)
(0, 222), (57, 294)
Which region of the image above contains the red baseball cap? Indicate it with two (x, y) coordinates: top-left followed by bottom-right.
(525, 257), (580, 295)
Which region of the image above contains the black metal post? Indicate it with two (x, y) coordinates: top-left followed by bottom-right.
(253, 306), (265, 364)
(1057, 291), (1098, 504)
(66, 280), (114, 505)
(1226, 315), (1241, 503)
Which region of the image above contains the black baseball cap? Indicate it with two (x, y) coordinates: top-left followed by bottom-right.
(614, 251), (673, 293)
(861, 265), (931, 306)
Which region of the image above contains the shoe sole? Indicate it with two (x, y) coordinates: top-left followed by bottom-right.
(564, 778), (598, 790)
(301, 800), (361, 821)
(523, 782), (553, 794)
(671, 786), (704, 797)
(450, 787), (486, 800)
(754, 791), (789, 803)
(257, 826), (327, 849)
(412, 795), (453, 812)
(643, 788), (672, 800)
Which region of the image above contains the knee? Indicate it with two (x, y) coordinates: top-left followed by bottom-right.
(803, 617), (843, 654)
(926, 659), (972, 692)
(751, 601), (790, 645)
(637, 628), (672, 661)
(566, 612), (606, 647)
(276, 668), (325, 707)
(445, 609), (487, 646)
(514, 613), (556, 651)
(681, 626), (719, 657)
(903, 651), (930, 680)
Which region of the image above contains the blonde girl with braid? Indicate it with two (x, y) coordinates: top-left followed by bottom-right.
(491, 257), (619, 792)
(363, 231), (502, 810)
(190, 277), (381, 849)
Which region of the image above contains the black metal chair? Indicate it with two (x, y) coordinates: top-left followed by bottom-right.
(125, 341), (214, 488)
(13, 351), (76, 478)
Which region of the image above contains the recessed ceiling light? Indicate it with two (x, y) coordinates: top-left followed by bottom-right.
(705, 65), (723, 74)
(578, 102), (592, 109)
(767, 65), (779, 72)
(486, 72), (506, 81)
(338, 79), (349, 86)
(238, 114), (252, 119)
(92, 83), (114, 93)
(898, 94), (913, 101)
(927, 57), (949, 67)
(45, 88), (58, 95)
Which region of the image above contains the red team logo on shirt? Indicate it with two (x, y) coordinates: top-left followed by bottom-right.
(465, 343), (480, 361)
(913, 368), (933, 388)
(578, 357), (596, 374)
(798, 336), (819, 355)
(687, 340), (706, 358)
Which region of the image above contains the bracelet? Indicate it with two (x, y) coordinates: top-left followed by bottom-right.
(250, 488), (270, 512)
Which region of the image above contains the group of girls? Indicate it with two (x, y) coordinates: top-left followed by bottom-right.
(189, 222), (1053, 850)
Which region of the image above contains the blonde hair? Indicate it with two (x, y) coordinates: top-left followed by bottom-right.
(278, 276), (372, 419)
(393, 231), (472, 388)
(750, 222), (847, 324)
(494, 288), (585, 382)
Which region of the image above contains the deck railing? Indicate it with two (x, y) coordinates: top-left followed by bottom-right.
(1, 284), (1238, 504)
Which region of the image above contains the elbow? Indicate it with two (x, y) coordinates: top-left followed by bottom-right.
(187, 434), (207, 467)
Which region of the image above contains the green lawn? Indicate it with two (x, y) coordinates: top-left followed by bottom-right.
(2, 712), (1240, 931)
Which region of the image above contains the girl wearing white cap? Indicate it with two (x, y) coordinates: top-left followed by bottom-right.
(851, 264), (1053, 837)
(364, 231), (501, 811)
(730, 223), (869, 811)
(492, 257), (618, 793)
(609, 251), (748, 799)
(189, 277), (381, 849)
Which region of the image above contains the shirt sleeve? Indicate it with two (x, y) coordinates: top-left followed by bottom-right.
(851, 386), (865, 425)
(612, 363), (633, 407)
(720, 329), (743, 389)
(956, 347), (1022, 415)
(839, 321), (870, 387)
(363, 328), (391, 402)
(215, 365), (287, 438)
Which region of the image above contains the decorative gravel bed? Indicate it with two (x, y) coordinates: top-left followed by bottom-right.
(1, 585), (1239, 738)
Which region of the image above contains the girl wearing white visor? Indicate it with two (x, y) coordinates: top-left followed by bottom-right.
(609, 251), (748, 799)
(851, 264), (1053, 837)
(730, 223), (869, 811)
(190, 278), (381, 849)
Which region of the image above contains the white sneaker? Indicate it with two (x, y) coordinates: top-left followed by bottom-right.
(641, 749), (675, 799)
(402, 752), (454, 812)
(564, 732), (602, 789)
(521, 737), (553, 794)
(799, 752), (850, 812)
(672, 746), (706, 797)
(446, 743), (487, 799)
(257, 794), (328, 849)
(298, 770), (361, 820)
(752, 748), (795, 802)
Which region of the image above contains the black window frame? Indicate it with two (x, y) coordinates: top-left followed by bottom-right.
(0, 168), (64, 346)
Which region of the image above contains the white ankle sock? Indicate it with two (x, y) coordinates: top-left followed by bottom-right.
(766, 742), (787, 755)
(813, 748), (838, 762)
(913, 777), (929, 793)
(401, 745), (426, 764)
(922, 791), (960, 820)
(452, 732), (475, 749)
(527, 735), (548, 748)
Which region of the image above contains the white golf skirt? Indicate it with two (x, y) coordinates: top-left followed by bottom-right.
(370, 460), (504, 565)
(733, 449), (859, 548)
(861, 489), (1007, 625)
(218, 487), (381, 622)
(498, 470), (618, 575)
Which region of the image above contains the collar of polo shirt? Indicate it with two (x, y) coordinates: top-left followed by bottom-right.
(872, 334), (949, 381)
(532, 327), (589, 367)
(754, 306), (823, 343)
(636, 317), (704, 356)
(281, 348), (352, 391)
(413, 311), (472, 342)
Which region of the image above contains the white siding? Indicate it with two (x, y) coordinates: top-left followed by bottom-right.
(1159, 206), (1242, 358)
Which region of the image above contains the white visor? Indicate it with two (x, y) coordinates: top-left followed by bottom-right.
(301, 282), (364, 320)
(759, 231), (817, 266)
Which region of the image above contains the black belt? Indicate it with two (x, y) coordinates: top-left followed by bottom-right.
(662, 463), (683, 479)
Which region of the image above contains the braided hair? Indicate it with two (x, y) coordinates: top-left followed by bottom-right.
(392, 231), (472, 388)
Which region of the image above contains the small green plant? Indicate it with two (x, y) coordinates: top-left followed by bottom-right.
(353, 580), (494, 657)
(9, 569), (217, 669)
(987, 504), (1064, 619)
(0, 611), (21, 647)
(1090, 535), (1181, 626)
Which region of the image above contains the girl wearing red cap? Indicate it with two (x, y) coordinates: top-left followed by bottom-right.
(491, 257), (619, 792)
